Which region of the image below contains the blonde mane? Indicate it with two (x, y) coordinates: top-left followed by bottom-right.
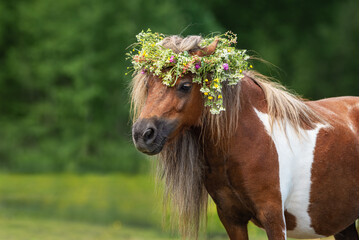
(129, 35), (325, 239)
(244, 71), (325, 133)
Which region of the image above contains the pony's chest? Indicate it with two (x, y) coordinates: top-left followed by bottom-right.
(204, 165), (252, 220)
(204, 165), (232, 204)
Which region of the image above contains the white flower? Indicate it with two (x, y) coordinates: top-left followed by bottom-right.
(200, 86), (210, 93)
(154, 69), (161, 75)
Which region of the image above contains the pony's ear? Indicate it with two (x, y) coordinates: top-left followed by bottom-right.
(191, 38), (219, 57)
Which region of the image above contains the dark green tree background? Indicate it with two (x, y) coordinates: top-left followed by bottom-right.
(0, 0), (358, 173)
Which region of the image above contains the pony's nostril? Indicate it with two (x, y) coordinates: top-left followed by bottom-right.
(143, 127), (156, 144)
(143, 128), (153, 139)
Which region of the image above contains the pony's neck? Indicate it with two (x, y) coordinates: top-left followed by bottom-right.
(201, 76), (267, 161)
(240, 76), (268, 113)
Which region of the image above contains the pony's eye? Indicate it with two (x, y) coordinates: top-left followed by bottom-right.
(178, 82), (192, 93)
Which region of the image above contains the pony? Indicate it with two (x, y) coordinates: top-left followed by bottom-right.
(130, 35), (359, 240)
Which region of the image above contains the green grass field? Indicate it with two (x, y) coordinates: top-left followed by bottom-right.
(0, 173), (268, 239)
(0, 216), (169, 240)
(0, 173), (334, 239)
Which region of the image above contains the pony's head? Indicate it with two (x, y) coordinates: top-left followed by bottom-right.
(132, 74), (203, 154)
(131, 36), (220, 155)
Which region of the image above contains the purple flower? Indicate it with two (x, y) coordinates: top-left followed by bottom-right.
(195, 63), (201, 70)
(141, 69), (146, 74)
(169, 55), (175, 63)
(222, 63), (229, 71)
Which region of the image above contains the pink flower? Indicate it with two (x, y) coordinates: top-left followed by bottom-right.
(169, 56), (175, 63)
(223, 63), (229, 71)
(195, 63), (201, 70)
(141, 69), (146, 74)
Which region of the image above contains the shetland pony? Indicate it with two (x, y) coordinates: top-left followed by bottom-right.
(131, 35), (359, 240)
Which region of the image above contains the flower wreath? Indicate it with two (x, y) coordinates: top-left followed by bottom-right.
(126, 29), (252, 114)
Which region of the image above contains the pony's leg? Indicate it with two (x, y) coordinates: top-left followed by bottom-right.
(334, 222), (359, 240)
(256, 204), (287, 240)
(217, 208), (249, 240)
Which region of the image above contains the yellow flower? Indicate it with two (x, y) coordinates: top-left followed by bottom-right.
(143, 50), (146, 56)
(204, 92), (208, 95)
(125, 73), (128, 75)
(183, 63), (187, 66)
(208, 96), (213, 100)
(240, 69), (242, 73)
(145, 53), (148, 57)
(214, 78), (219, 82)
(214, 83), (219, 88)
(132, 49), (135, 52)
(250, 64), (253, 68)
(218, 95), (222, 99)
(205, 79), (208, 82)
(151, 44), (155, 47)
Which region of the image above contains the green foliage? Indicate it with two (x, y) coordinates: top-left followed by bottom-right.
(0, 0), (220, 173)
(205, 0), (359, 99)
(0, 0), (358, 172)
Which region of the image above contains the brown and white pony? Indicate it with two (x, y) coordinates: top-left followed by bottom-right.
(130, 35), (359, 240)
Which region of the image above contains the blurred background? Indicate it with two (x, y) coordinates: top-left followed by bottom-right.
(0, 0), (358, 239)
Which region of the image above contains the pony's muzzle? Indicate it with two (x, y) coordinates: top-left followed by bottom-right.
(132, 118), (178, 155)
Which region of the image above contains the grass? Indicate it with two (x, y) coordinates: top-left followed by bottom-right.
(0, 173), (334, 240)
(0, 215), (178, 240)
(0, 174), (162, 228)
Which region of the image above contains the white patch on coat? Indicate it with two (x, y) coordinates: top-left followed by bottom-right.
(255, 108), (326, 239)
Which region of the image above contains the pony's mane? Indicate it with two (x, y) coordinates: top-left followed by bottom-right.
(244, 71), (325, 133)
(129, 35), (325, 239)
